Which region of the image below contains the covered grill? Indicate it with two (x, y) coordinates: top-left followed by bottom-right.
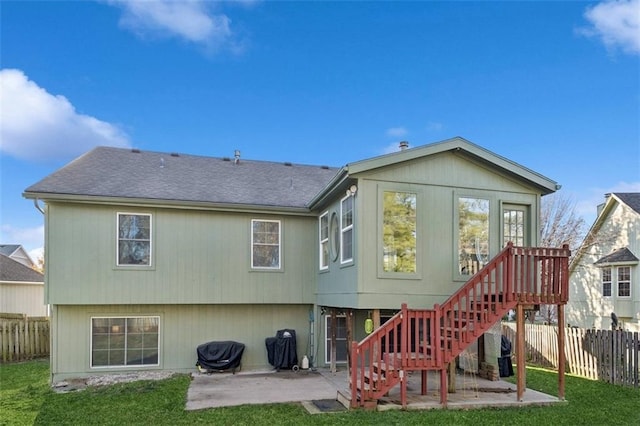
(265, 329), (299, 371)
(196, 340), (245, 373)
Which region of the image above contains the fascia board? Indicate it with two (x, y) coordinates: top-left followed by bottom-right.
(346, 136), (558, 194)
(307, 168), (349, 210)
(0, 280), (44, 286)
(23, 192), (316, 217)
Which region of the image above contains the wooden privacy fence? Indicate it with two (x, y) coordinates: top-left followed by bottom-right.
(0, 313), (50, 362)
(502, 323), (639, 388)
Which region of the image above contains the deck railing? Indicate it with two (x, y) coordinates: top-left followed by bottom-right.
(350, 243), (571, 407)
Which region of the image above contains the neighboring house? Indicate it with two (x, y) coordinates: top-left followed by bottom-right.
(23, 137), (563, 382)
(0, 244), (36, 268)
(567, 193), (640, 332)
(0, 252), (46, 317)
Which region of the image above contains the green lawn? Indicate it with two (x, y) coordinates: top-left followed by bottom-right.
(1, 360), (638, 425)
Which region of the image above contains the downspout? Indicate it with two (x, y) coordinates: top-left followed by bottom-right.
(33, 198), (45, 214)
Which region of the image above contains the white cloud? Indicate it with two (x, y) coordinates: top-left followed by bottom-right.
(580, 0), (640, 55)
(385, 127), (408, 138)
(0, 69), (130, 161)
(575, 181), (640, 224)
(107, 0), (233, 48)
(0, 224), (44, 254)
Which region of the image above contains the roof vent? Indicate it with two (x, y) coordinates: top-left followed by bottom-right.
(321, 165), (329, 170)
(170, 152), (179, 157)
(222, 157), (231, 161)
(131, 148), (141, 153)
(399, 141), (409, 150)
(234, 150), (241, 164)
(284, 162), (292, 166)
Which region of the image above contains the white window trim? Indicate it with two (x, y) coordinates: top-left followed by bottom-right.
(90, 315), (160, 369)
(617, 266), (632, 299)
(116, 212), (152, 267)
(324, 314), (348, 364)
(251, 219), (281, 270)
(454, 193), (492, 281)
(602, 267), (612, 298)
(378, 186), (422, 279)
(319, 212), (329, 270)
(340, 194), (354, 264)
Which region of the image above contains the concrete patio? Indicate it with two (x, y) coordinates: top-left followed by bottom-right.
(186, 367), (565, 412)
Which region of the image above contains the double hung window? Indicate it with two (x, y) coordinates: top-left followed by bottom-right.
(252, 219), (281, 269)
(117, 213), (151, 266)
(319, 213), (329, 270)
(341, 195), (354, 263)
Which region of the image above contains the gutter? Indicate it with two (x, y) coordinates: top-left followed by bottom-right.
(307, 167), (350, 210)
(23, 192), (317, 217)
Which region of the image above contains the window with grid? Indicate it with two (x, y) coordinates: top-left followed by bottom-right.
(91, 317), (159, 368)
(618, 266), (631, 297)
(117, 213), (151, 266)
(602, 268), (612, 297)
(251, 219), (281, 269)
(503, 208), (525, 246)
(319, 212), (329, 270)
(341, 195), (354, 263)
(325, 315), (348, 363)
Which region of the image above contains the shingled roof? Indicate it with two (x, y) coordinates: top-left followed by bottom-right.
(24, 147), (340, 210)
(594, 247), (639, 265)
(614, 193), (640, 215)
(0, 254), (44, 283)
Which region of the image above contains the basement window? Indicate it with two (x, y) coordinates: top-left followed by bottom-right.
(91, 316), (159, 368)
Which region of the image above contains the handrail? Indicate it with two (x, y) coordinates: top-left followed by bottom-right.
(350, 243), (571, 407)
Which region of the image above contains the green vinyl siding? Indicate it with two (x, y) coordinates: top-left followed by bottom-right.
(45, 203), (317, 305)
(317, 150), (541, 310)
(50, 304), (312, 381)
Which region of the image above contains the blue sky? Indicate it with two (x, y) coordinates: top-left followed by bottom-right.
(1, 0), (639, 258)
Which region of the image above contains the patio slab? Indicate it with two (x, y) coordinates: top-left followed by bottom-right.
(186, 367), (565, 412)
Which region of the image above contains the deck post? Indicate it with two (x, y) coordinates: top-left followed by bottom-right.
(440, 366), (448, 405)
(346, 309), (353, 377)
(421, 370), (427, 395)
(448, 360), (456, 393)
(516, 303), (526, 401)
(557, 304), (566, 400)
(350, 341), (358, 408)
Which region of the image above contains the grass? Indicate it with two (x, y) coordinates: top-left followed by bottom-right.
(1, 360), (639, 425)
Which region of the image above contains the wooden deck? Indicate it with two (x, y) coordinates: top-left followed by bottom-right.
(350, 243), (571, 408)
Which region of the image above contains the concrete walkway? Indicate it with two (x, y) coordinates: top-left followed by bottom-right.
(186, 367), (564, 412)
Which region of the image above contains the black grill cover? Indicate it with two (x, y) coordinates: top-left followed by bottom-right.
(196, 341), (245, 372)
(265, 329), (298, 370)
(498, 335), (514, 377)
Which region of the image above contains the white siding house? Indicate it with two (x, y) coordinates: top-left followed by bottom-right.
(566, 193), (640, 331)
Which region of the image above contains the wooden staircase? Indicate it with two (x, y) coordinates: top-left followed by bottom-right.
(349, 243), (570, 408)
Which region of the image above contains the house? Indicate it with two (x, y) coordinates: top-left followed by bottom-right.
(566, 193), (640, 332)
(0, 249), (46, 317)
(23, 137), (569, 405)
(0, 244), (37, 268)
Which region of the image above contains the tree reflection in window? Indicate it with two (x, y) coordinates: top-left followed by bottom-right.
(383, 191), (417, 273)
(118, 213), (151, 266)
(459, 197), (489, 275)
(252, 219), (280, 269)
